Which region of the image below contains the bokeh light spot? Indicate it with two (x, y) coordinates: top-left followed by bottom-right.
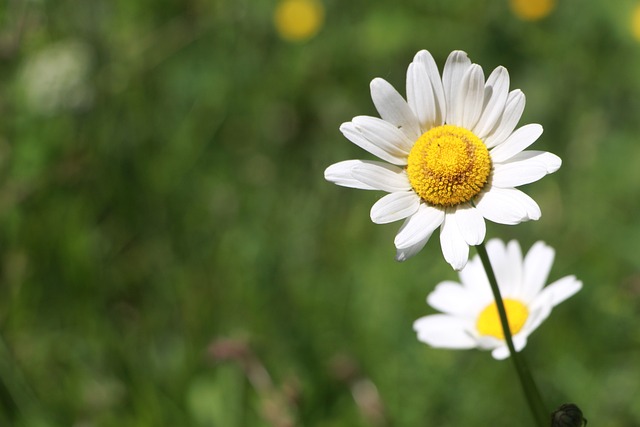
(509, 0), (555, 21)
(274, 0), (324, 42)
(632, 4), (640, 41)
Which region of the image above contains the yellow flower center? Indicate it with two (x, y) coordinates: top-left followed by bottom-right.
(406, 125), (491, 207)
(476, 298), (529, 340)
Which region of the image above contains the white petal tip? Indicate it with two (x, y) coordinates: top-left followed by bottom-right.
(395, 245), (417, 262)
(369, 77), (385, 90)
(323, 163), (347, 183)
(338, 121), (352, 130)
(395, 253), (408, 262)
(395, 245), (422, 262)
(451, 50), (469, 58)
(450, 260), (468, 271)
(528, 211), (541, 221)
(546, 153), (562, 173)
(491, 347), (511, 360)
(444, 250), (469, 270)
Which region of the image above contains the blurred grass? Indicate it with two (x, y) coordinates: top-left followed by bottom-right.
(1, 0), (640, 425)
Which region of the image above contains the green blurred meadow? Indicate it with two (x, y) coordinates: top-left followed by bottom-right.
(1, 0), (640, 425)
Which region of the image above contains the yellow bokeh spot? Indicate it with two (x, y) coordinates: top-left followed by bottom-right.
(476, 299), (529, 340)
(406, 125), (491, 207)
(274, 0), (324, 42)
(509, 0), (555, 21)
(632, 4), (640, 41)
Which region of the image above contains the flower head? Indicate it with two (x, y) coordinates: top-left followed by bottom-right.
(324, 50), (561, 269)
(413, 239), (582, 360)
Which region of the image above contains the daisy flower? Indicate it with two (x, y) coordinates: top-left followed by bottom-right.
(413, 239), (582, 360)
(324, 50), (561, 270)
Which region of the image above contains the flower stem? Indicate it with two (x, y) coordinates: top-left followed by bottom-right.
(476, 242), (548, 427)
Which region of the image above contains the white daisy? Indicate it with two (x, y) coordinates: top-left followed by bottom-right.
(413, 239), (582, 360)
(324, 50), (561, 270)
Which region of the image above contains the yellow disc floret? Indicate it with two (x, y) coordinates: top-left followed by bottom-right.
(406, 125), (491, 207)
(476, 299), (529, 340)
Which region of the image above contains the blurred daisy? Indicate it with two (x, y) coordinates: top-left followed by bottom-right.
(324, 50), (560, 269)
(413, 239), (582, 360)
(19, 39), (94, 115)
(274, 0), (324, 42)
(632, 4), (640, 42)
(509, 0), (555, 21)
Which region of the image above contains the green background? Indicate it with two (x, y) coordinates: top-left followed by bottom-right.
(1, 0), (639, 425)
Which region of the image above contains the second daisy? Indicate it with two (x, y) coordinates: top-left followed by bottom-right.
(413, 239), (582, 359)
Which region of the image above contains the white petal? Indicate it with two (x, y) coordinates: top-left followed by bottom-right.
(513, 334), (528, 352)
(413, 50), (446, 125)
(491, 345), (511, 360)
(523, 303), (553, 336)
(458, 255), (491, 295)
(521, 241), (555, 302)
(440, 211), (470, 270)
(407, 62), (436, 132)
(476, 335), (501, 350)
(353, 115), (415, 154)
(475, 187), (541, 225)
(483, 89), (526, 148)
(490, 124), (544, 163)
(505, 150), (562, 173)
(492, 162), (547, 188)
(324, 160), (381, 190)
(394, 204), (444, 248)
(427, 281), (479, 316)
(536, 276), (583, 307)
(395, 236), (430, 262)
(482, 239), (508, 288)
(413, 315), (477, 349)
(493, 240), (524, 296)
(484, 237), (507, 262)
(489, 335), (527, 360)
(369, 78), (421, 140)
(442, 50), (472, 125)
(370, 192), (420, 224)
(482, 239), (512, 294)
(452, 204), (486, 246)
(474, 66), (510, 138)
(492, 153), (560, 188)
(458, 64), (485, 130)
(350, 162), (410, 193)
(340, 120), (406, 166)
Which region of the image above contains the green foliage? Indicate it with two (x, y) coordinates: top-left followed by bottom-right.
(1, 0), (640, 425)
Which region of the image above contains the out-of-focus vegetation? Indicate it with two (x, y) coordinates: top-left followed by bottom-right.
(1, 0), (640, 425)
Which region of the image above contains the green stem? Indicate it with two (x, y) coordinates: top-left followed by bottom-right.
(476, 242), (548, 427)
